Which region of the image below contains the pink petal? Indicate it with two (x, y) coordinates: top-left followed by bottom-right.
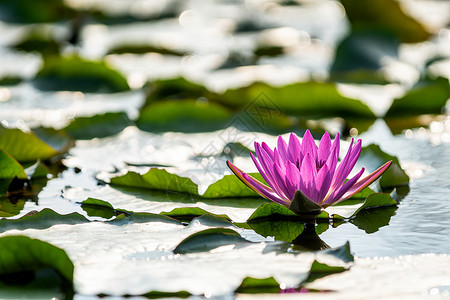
(301, 130), (318, 162)
(314, 164), (332, 203)
(300, 152), (317, 200)
(317, 132), (331, 167)
(272, 163), (292, 200)
(341, 161), (393, 199)
(287, 133), (301, 164)
(227, 160), (288, 206)
(331, 138), (356, 190)
(323, 167), (365, 206)
(285, 160), (301, 199)
(277, 135), (288, 162)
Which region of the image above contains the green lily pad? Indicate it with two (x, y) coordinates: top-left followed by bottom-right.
(331, 29), (399, 84)
(0, 209), (89, 233)
(110, 168), (199, 195)
(0, 0), (75, 23)
(190, 214), (234, 227)
(247, 202), (297, 222)
(384, 77), (450, 117)
(65, 112), (130, 140)
(0, 236), (74, 285)
(109, 44), (187, 56)
(0, 76), (22, 86)
(302, 260), (347, 284)
(160, 207), (230, 223)
(144, 77), (211, 104)
(141, 290), (191, 299)
(0, 198), (27, 218)
(0, 149), (27, 181)
(108, 212), (181, 226)
(322, 242), (354, 263)
(215, 82), (376, 119)
(0, 125), (60, 162)
(137, 100), (233, 133)
(202, 173), (263, 198)
(235, 276), (280, 293)
(81, 198), (118, 219)
(12, 27), (61, 55)
(173, 228), (250, 254)
(359, 144), (410, 189)
(350, 205), (398, 233)
(340, 0), (431, 43)
(249, 219), (305, 242)
(33, 56), (130, 93)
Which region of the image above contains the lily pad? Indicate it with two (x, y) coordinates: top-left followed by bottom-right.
(331, 29), (399, 84)
(33, 56), (130, 93)
(215, 82), (376, 119)
(0, 236), (74, 285)
(0, 209), (89, 233)
(110, 168), (199, 195)
(359, 144), (410, 189)
(384, 77), (450, 117)
(0, 198), (27, 218)
(108, 212), (181, 226)
(350, 205), (398, 233)
(249, 219), (305, 242)
(173, 228), (250, 254)
(109, 44), (187, 56)
(340, 0), (431, 43)
(160, 207), (230, 223)
(235, 276), (280, 293)
(0, 149), (27, 194)
(202, 173), (263, 198)
(137, 100), (233, 133)
(65, 112), (130, 140)
(144, 77), (210, 104)
(0, 125), (60, 162)
(302, 260), (347, 284)
(81, 198), (118, 219)
(0, 0), (75, 23)
(247, 202), (297, 222)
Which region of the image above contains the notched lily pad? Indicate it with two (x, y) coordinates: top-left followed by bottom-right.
(65, 112), (130, 140)
(33, 56), (130, 93)
(173, 228), (250, 254)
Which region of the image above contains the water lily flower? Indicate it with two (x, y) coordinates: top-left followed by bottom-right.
(227, 130), (392, 215)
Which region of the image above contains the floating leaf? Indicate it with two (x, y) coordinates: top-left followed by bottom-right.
(65, 112), (130, 140)
(331, 29), (398, 84)
(215, 82), (376, 119)
(110, 168), (199, 195)
(359, 144), (409, 189)
(322, 242), (354, 263)
(108, 212), (181, 226)
(81, 198), (117, 219)
(137, 100), (232, 133)
(385, 77), (450, 117)
(144, 77), (210, 104)
(302, 260), (347, 284)
(0, 0), (75, 23)
(160, 207), (230, 223)
(109, 44), (187, 56)
(0, 236), (74, 285)
(340, 0), (431, 43)
(0, 209), (89, 233)
(350, 205), (398, 233)
(33, 56), (130, 93)
(247, 202), (297, 222)
(190, 214), (234, 227)
(249, 219), (305, 242)
(0, 149), (27, 194)
(202, 173), (263, 198)
(0, 198), (27, 218)
(0, 125), (59, 162)
(141, 290), (191, 299)
(235, 277), (280, 293)
(173, 228), (249, 254)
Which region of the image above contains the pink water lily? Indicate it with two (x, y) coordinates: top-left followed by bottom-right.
(227, 130), (392, 214)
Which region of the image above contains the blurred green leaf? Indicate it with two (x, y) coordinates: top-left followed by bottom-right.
(0, 149), (27, 180)
(109, 44), (187, 56)
(359, 144), (410, 189)
(0, 198), (27, 218)
(0, 0), (75, 23)
(0, 236), (74, 285)
(0, 125), (59, 162)
(215, 82), (376, 119)
(145, 77), (210, 104)
(235, 277), (280, 293)
(340, 0), (431, 43)
(385, 77), (450, 117)
(0, 209), (89, 233)
(65, 112), (130, 140)
(302, 260), (347, 283)
(109, 212), (181, 226)
(33, 56), (130, 93)
(331, 29), (398, 84)
(137, 100), (232, 133)
(173, 228), (249, 254)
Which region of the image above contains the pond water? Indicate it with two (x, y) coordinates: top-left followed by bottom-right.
(0, 0), (450, 298)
